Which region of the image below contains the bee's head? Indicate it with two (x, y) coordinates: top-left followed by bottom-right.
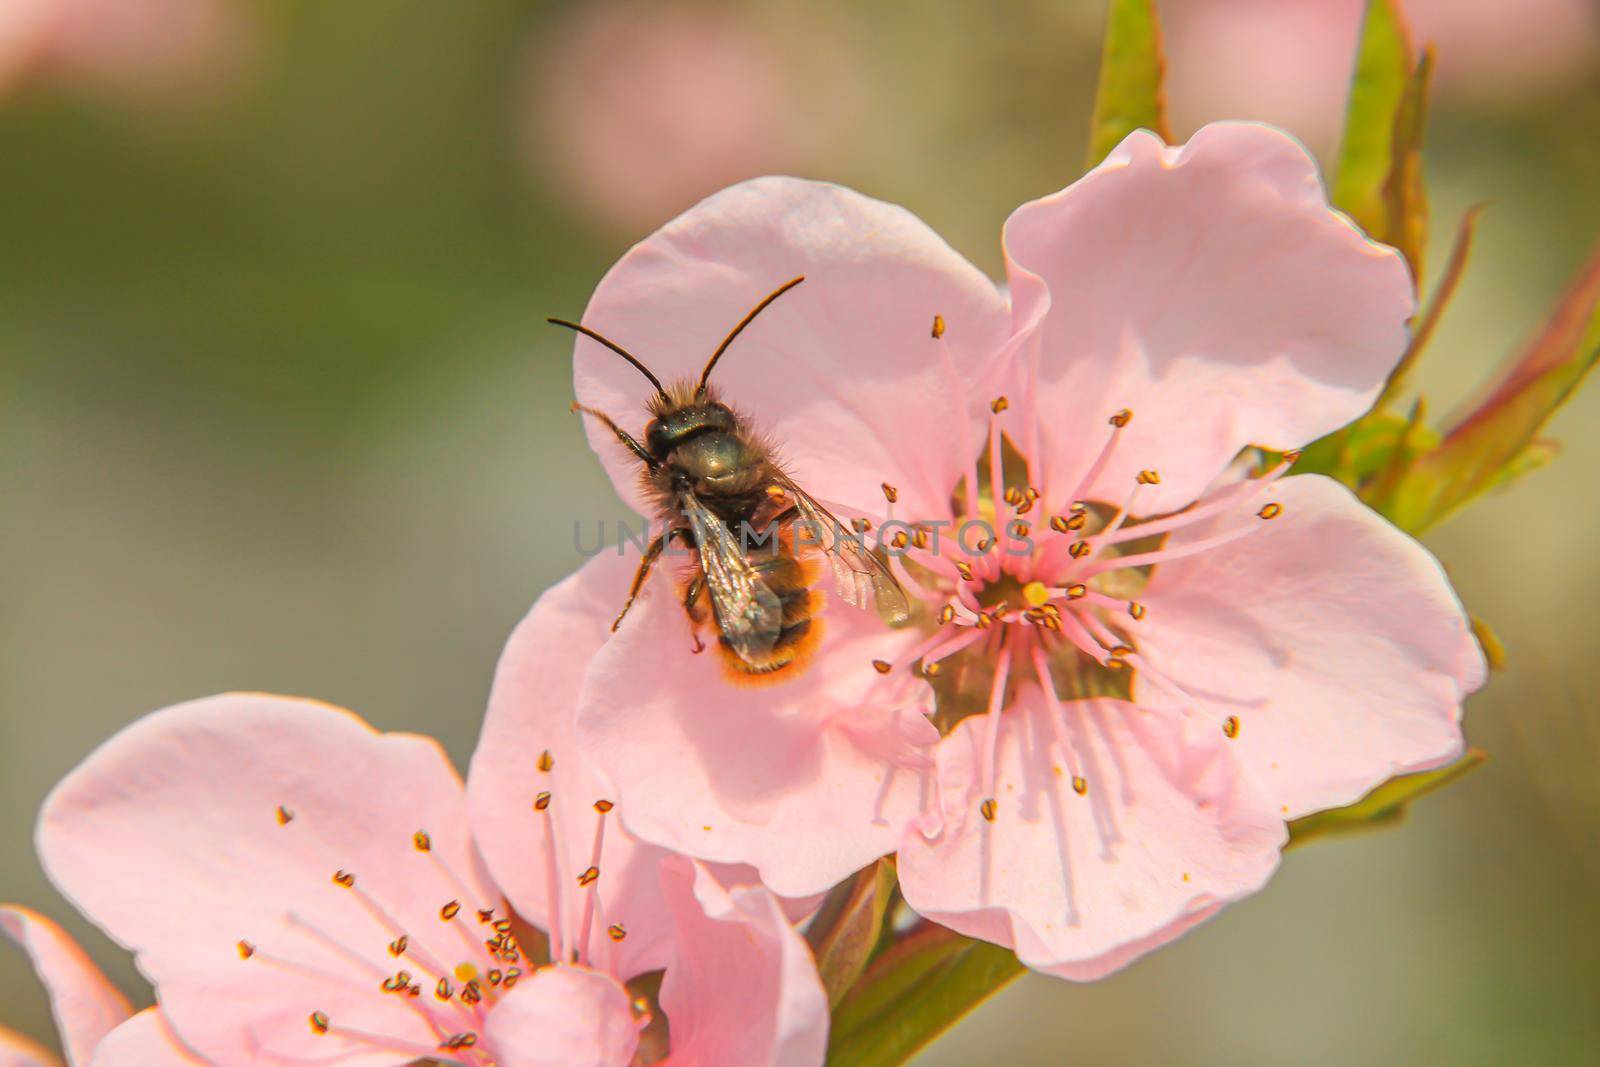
(646, 392), (739, 457)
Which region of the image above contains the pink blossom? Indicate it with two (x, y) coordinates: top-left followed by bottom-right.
(522, 0), (821, 235)
(0, 0), (252, 103)
(1165, 0), (1600, 155)
(35, 566), (827, 1065)
(0, 905), (204, 1065)
(563, 121), (1485, 978)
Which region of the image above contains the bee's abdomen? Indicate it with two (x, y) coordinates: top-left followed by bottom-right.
(719, 549), (820, 681)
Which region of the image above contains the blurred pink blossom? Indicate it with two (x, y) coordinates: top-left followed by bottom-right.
(0, 0), (253, 103)
(1165, 0), (1600, 156)
(522, 0), (821, 234)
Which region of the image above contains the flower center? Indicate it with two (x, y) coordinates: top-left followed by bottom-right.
(237, 763), (636, 1064)
(860, 389), (1296, 825)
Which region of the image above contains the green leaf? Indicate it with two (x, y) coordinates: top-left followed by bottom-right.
(1295, 410), (1433, 488)
(806, 860), (897, 1008)
(827, 926), (1023, 1067)
(1287, 748), (1487, 848)
(1378, 46), (1432, 281)
(1333, 0), (1416, 239)
(1085, 0), (1170, 170)
(1380, 244), (1600, 532)
(1376, 204), (1485, 410)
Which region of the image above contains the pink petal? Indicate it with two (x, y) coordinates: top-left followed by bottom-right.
(658, 858), (826, 1067)
(1002, 121), (1414, 512)
(570, 175), (1009, 522)
(575, 548), (938, 898)
(484, 965), (639, 1067)
(468, 552), (677, 979)
(0, 907), (130, 1067)
(1135, 474), (1486, 818)
(87, 1011), (207, 1067)
(898, 695), (1285, 980)
(0, 1027), (58, 1067)
(37, 694), (498, 1067)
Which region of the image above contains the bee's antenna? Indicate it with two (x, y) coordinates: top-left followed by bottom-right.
(547, 318), (668, 399)
(697, 276), (806, 395)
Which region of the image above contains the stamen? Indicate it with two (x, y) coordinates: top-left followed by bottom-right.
(537, 750), (553, 773)
(978, 640), (1014, 815)
(275, 806), (294, 826)
(881, 483), (898, 505)
(1067, 410), (1131, 504)
(1223, 715), (1241, 739)
(413, 831), (432, 852)
(931, 314), (945, 339)
(1258, 502), (1282, 520)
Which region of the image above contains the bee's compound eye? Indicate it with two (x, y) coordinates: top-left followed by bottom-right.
(645, 420), (670, 456)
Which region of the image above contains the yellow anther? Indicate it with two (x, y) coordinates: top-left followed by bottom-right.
(609, 923), (628, 941)
(1069, 541), (1092, 559)
(1223, 716), (1241, 739)
(1050, 515), (1070, 534)
(275, 805), (293, 826)
(956, 561), (975, 581)
(487, 969), (503, 986)
(1022, 581), (1051, 607)
(236, 940), (254, 960)
(1066, 512), (1087, 531)
(1026, 487), (1040, 501)
(413, 830), (431, 852)
(477, 908), (495, 924)
(1109, 408), (1133, 427)
(577, 866), (600, 887)
(534, 791), (552, 811)
(1258, 502), (1283, 520)
(436, 977), (454, 1000)
(1136, 469), (1161, 485)
(537, 749), (553, 772)
(440, 1033), (478, 1051)
(332, 870), (355, 888)
(1071, 776), (1088, 796)
(922, 660), (942, 678)
(310, 1012), (329, 1036)
(975, 613), (992, 630)
(881, 482), (899, 504)
(1003, 487), (1025, 506)
(440, 900), (461, 921)
(594, 799), (614, 813)
(388, 936), (408, 957)
(890, 531), (909, 550)
(872, 659), (893, 674)
(975, 537), (994, 553)
(938, 603), (957, 625)
(980, 798), (998, 822)
(991, 396), (1010, 414)
(913, 527), (931, 550)
(851, 517), (872, 534)
(1011, 520), (1030, 538)
(1128, 601), (1147, 621)
(931, 314), (946, 339)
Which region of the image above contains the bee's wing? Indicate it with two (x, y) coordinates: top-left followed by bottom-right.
(678, 489), (785, 665)
(775, 474), (911, 625)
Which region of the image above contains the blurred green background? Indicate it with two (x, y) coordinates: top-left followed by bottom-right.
(2, 1), (1598, 1063)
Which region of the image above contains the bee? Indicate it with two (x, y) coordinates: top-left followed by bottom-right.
(550, 276), (910, 679)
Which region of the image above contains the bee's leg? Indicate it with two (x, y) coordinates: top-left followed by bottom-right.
(682, 576), (707, 654)
(613, 533), (666, 632)
(572, 403), (655, 468)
